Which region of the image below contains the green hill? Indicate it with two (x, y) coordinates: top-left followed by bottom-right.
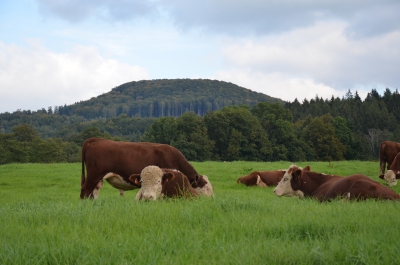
(57, 79), (284, 119)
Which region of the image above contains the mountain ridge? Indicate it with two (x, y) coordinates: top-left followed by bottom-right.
(57, 78), (284, 119)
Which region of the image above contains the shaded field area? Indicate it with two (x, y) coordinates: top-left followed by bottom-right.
(1, 161), (400, 264)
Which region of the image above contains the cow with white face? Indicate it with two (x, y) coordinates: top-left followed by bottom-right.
(194, 175), (215, 197)
(381, 170), (398, 187)
(273, 165), (306, 198)
(130, 166), (198, 201)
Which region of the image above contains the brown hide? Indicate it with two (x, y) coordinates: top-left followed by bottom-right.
(237, 170), (285, 186)
(161, 169), (198, 198)
(80, 138), (203, 199)
(237, 166), (311, 187)
(379, 141), (400, 174)
(379, 152), (400, 180)
(289, 166), (400, 201)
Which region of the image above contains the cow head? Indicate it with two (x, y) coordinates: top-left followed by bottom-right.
(129, 165), (175, 201)
(194, 175), (215, 197)
(380, 170), (398, 187)
(273, 165), (304, 198)
(190, 174), (207, 189)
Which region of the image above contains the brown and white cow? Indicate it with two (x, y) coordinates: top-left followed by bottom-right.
(237, 166), (311, 187)
(379, 140), (400, 175)
(274, 165), (400, 202)
(129, 166), (198, 200)
(80, 138), (207, 199)
(194, 175), (215, 197)
(237, 170), (285, 187)
(379, 152), (400, 186)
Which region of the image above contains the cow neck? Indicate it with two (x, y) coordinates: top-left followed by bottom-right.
(177, 158), (199, 179)
(299, 171), (340, 196)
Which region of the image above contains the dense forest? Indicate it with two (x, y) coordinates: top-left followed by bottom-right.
(0, 79), (399, 164)
(57, 79), (283, 119)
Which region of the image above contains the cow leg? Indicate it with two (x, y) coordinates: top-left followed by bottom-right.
(135, 189), (143, 201)
(119, 189), (125, 196)
(92, 180), (104, 199)
(81, 178), (102, 199)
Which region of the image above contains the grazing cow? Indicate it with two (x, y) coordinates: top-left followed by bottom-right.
(379, 141), (400, 174)
(274, 165), (400, 202)
(80, 138), (206, 199)
(194, 175), (215, 197)
(379, 152), (400, 186)
(237, 166), (311, 187)
(129, 166), (198, 200)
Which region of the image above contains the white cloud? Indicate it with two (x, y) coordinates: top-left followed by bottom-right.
(214, 69), (337, 102)
(217, 21), (400, 99)
(0, 41), (149, 113)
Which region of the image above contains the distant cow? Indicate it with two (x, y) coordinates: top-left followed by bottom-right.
(274, 165), (400, 202)
(129, 166), (198, 200)
(379, 152), (400, 186)
(379, 141), (400, 175)
(80, 138), (206, 199)
(237, 166), (311, 187)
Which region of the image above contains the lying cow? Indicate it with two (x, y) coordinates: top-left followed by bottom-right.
(80, 138), (207, 199)
(274, 165), (400, 202)
(129, 166), (198, 201)
(379, 152), (400, 186)
(237, 166), (311, 187)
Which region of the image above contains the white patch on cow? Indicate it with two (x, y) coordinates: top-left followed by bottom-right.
(136, 166), (164, 201)
(384, 170), (397, 187)
(273, 165), (304, 198)
(195, 175), (215, 198)
(256, 175), (268, 187)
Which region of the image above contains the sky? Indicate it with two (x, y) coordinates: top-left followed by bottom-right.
(1, 0), (400, 114)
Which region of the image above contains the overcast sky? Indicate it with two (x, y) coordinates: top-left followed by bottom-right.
(1, 0), (399, 113)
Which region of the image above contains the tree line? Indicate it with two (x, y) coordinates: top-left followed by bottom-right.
(0, 91), (397, 164)
(0, 87), (399, 164)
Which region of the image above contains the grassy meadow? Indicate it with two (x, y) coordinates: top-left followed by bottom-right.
(1, 161), (400, 265)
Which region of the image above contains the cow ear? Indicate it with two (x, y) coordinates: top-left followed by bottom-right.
(378, 174), (384, 179)
(293, 169), (302, 180)
(162, 172), (175, 184)
(129, 174), (142, 187)
(303, 166), (310, 171)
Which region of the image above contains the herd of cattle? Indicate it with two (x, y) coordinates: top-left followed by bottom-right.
(80, 138), (400, 202)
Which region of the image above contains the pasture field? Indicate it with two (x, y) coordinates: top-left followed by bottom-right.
(0, 161), (400, 265)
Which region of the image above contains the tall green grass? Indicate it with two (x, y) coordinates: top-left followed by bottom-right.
(0, 161), (399, 264)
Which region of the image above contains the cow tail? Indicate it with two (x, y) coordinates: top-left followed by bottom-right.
(379, 142), (386, 174)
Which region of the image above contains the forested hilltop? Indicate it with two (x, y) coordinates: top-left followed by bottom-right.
(0, 78), (399, 164)
(57, 79), (283, 119)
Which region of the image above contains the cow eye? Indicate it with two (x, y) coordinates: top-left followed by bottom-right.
(284, 178), (288, 181)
